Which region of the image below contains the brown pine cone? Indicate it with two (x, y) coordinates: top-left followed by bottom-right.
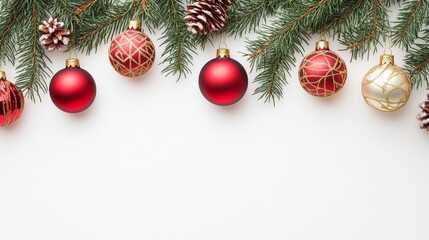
(185, 0), (228, 35)
(208, 0), (232, 8)
(417, 92), (429, 131)
(39, 17), (70, 52)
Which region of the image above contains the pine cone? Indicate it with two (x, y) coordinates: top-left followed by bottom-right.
(210, 0), (232, 8)
(417, 92), (429, 131)
(39, 17), (70, 52)
(185, 0), (228, 35)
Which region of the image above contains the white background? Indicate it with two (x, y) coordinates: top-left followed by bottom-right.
(1, 5), (429, 240)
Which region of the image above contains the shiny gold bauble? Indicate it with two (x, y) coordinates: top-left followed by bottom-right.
(361, 54), (411, 112)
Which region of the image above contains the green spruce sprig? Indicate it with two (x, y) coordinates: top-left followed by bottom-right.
(243, 0), (391, 104)
(246, 0), (333, 104)
(76, 0), (159, 54)
(406, 43), (429, 89)
(14, 0), (51, 102)
(0, 0), (22, 66)
(337, 0), (389, 60)
(393, 0), (429, 89)
(158, 0), (196, 80)
(225, 0), (287, 38)
(392, 0), (428, 49)
(1, 0), (429, 103)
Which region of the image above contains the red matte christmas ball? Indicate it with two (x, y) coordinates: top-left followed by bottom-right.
(50, 58), (96, 113)
(0, 71), (24, 127)
(298, 40), (347, 97)
(199, 48), (248, 106)
(109, 20), (155, 78)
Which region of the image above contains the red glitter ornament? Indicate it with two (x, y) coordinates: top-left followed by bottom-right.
(50, 58), (96, 113)
(298, 40), (347, 97)
(0, 71), (24, 127)
(109, 20), (155, 78)
(199, 48), (248, 106)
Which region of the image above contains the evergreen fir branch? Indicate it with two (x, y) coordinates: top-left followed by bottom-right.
(246, 0), (329, 103)
(133, 0), (160, 30)
(76, 0), (159, 54)
(302, 0), (346, 33)
(140, 0), (148, 11)
(76, 1), (133, 54)
(53, 0), (84, 49)
(56, 0), (82, 19)
(0, 0), (22, 65)
(15, 0), (51, 102)
(138, 0), (160, 30)
(339, 0), (389, 59)
(75, 0), (98, 15)
(322, 0), (365, 34)
(249, 0), (327, 60)
(158, 0), (196, 80)
(225, 0), (287, 38)
(76, 0), (112, 15)
(191, 34), (212, 50)
(0, 0), (425, 103)
(392, 0), (428, 49)
(405, 43), (429, 89)
(383, 0), (401, 7)
(252, 49), (289, 104)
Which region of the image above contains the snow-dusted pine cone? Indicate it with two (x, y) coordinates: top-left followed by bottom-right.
(39, 17), (70, 52)
(185, 0), (228, 35)
(417, 92), (429, 131)
(210, 0), (232, 8)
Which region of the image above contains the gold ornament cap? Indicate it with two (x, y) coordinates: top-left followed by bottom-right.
(316, 40), (329, 50)
(0, 71), (6, 80)
(66, 58), (80, 68)
(128, 20), (142, 30)
(216, 48), (230, 58)
(380, 54), (394, 65)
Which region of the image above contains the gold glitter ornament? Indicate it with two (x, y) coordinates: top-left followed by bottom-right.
(361, 54), (411, 112)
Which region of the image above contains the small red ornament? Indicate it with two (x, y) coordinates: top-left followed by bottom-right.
(109, 20), (155, 78)
(50, 58), (96, 113)
(199, 48), (248, 106)
(298, 40), (347, 97)
(0, 71), (24, 127)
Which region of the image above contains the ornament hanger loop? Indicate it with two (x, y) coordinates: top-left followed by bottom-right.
(384, 48), (393, 55)
(219, 32), (228, 49)
(219, 42), (228, 49)
(384, 32), (393, 55)
(68, 50), (78, 59)
(318, 33), (327, 41)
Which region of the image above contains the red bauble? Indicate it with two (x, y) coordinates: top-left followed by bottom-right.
(109, 20), (155, 78)
(50, 59), (96, 113)
(298, 40), (347, 97)
(199, 48), (248, 106)
(0, 71), (24, 127)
